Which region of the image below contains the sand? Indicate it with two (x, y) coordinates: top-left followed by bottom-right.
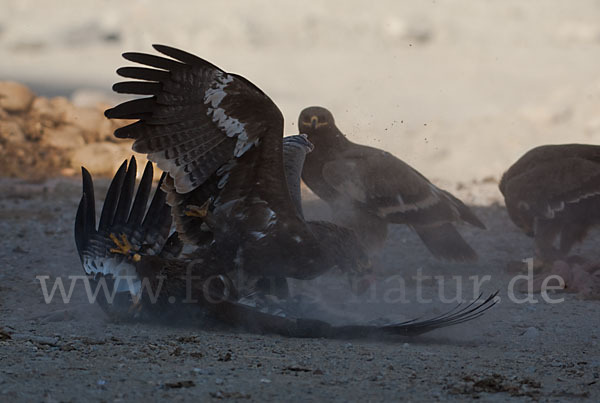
(1, 0), (600, 401)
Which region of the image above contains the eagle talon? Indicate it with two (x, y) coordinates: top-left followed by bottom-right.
(184, 199), (212, 218)
(109, 233), (134, 256)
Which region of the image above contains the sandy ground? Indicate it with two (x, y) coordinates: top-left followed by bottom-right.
(1, 0), (600, 401)
(1, 178), (599, 402)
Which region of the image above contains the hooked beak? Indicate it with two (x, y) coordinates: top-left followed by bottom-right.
(310, 116), (318, 130)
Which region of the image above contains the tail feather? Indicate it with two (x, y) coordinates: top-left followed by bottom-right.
(413, 223), (478, 262)
(97, 161), (128, 232)
(113, 157), (137, 225)
(75, 156), (176, 267)
(442, 190), (486, 229)
(127, 161), (153, 226)
(213, 292), (498, 339)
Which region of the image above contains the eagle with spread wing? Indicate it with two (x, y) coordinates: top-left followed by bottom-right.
(103, 45), (372, 294)
(74, 156), (498, 336)
(298, 106), (486, 262)
(500, 144), (600, 264)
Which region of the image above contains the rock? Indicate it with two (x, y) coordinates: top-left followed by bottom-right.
(70, 142), (132, 176)
(96, 117), (117, 142)
(41, 124), (86, 150)
(30, 96), (68, 126)
(62, 105), (105, 142)
(0, 81), (35, 113)
(0, 121), (26, 143)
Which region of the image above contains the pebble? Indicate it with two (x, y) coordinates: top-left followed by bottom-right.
(521, 327), (540, 339)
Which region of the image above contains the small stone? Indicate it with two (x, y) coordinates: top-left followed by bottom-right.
(215, 378), (224, 385)
(0, 81), (35, 112)
(30, 96), (63, 124)
(61, 105), (105, 143)
(521, 327), (540, 339)
(260, 378), (271, 383)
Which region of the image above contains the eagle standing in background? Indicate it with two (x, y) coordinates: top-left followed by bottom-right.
(299, 106), (486, 262)
(499, 144), (600, 298)
(500, 144), (600, 264)
(103, 45), (372, 295)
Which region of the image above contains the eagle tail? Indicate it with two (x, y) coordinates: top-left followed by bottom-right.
(413, 223), (478, 262)
(443, 191), (486, 229)
(212, 292), (498, 339)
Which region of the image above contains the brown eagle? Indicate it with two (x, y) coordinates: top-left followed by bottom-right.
(499, 143), (600, 264)
(298, 106), (486, 262)
(103, 45), (373, 295)
(74, 156), (499, 337)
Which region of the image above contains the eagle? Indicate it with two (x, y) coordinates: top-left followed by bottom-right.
(499, 144), (600, 265)
(74, 156), (499, 337)
(298, 106), (486, 262)
(103, 45), (378, 296)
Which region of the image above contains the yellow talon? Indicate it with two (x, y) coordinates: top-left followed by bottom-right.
(184, 199), (211, 218)
(109, 233), (133, 256)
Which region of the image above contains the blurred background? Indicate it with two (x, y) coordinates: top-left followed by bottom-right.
(1, 0), (600, 182)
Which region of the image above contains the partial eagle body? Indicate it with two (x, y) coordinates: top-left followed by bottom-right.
(104, 45), (370, 287)
(74, 157), (499, 337)
(298, 106), (486, 262)
(499, 144), (600, 262)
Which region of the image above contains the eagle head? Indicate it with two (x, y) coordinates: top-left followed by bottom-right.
(298, 106), (335, 131)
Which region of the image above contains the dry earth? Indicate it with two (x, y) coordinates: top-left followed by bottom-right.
(0, 178), (599, 402)
(1, 0), (600, 401)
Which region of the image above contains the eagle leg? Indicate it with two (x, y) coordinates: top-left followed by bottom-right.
(184, 198), (212, 218)
(558, 223), (588, 256)
(128, 292), (144, 316)
(532, 219), (563, 269)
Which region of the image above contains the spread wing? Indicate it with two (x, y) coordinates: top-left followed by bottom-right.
(322, 148), (485, 228)
(105, 45), (294, 245)
(74, 157), (181, 318)
(503, 157), (600, 231)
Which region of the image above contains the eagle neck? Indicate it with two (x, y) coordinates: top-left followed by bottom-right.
(282, 143), (308, 218)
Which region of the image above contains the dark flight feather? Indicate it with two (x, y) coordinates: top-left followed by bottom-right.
(104, 45), (371, 283)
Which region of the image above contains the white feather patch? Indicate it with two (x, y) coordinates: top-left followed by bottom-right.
(203, 72), (256, 157)
(83, 257), (141, 296)
(250, 231), (267, 240)
(203, 73), (233, 108)
(378, 191), (440, 216)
